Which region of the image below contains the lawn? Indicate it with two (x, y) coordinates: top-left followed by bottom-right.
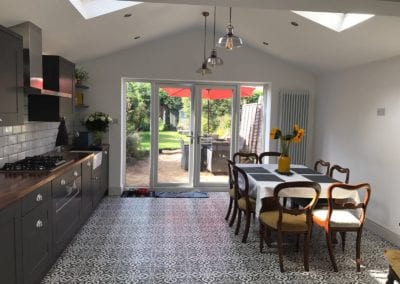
(139, 131), (187, 151)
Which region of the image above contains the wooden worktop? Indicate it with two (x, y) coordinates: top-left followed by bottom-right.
(0, 151), (94, 211)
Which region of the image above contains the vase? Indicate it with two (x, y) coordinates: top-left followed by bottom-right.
(92, 131), (103, 146)
(278, 155), (291, 173)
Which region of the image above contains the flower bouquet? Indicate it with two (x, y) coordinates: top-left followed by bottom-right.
(84, 112), (113, 145)
(270, 124), (305, 173)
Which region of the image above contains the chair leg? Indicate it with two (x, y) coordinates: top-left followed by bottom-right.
(259, 222), (264, 252)
(304, 232), (310, 271)
(235, 210), (242, 235)
(340, 232), (346, 252)
(242, 210), (251, 243)
(277, 231), (285, 272)
(356, 230), (362, 272)
(325, 230), (338, 272)
(225, 197), (233, 221)
(229, 200), (238, 227)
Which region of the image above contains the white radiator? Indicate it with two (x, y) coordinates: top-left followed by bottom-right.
(278, 89), (309, 164)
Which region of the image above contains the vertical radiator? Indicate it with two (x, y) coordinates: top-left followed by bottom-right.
(278, 89), (309, 164)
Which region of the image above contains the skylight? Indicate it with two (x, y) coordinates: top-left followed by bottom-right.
(69, 0), (142, 19)
(292, 11), (375, 32)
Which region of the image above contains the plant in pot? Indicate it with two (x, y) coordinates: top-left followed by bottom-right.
(84, 112), (113, 146)
(74, 67), (89, 85)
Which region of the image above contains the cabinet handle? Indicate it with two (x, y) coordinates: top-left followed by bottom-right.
(74, 171), (78, 177)
(104, 151), (108, 155)
(36, 193), (43, 202)
(36, 219), (43, 228)
(60, 179), (66, 185)
(87, 161), (91, 167)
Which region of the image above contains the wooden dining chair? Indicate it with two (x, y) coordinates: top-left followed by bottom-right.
(329, 165), (350, 184)
(225, 159), (237, 226)
(259, 181), (321, 272)
(233, 152), (258, 164)
(233, 165), (256, 243)
(258, 151), (281, 164)
(314, 159), (331, 175)
(312, 183), (371, 272)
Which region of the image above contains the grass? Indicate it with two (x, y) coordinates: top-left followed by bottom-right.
(139, 131), (187, 151)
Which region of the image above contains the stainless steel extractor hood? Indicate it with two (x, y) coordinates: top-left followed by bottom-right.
(9, 22), (72, 98)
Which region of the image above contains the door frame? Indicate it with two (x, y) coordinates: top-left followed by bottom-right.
(122, 78), (271, 192)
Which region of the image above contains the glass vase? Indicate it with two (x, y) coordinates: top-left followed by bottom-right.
(92, 131), (103, 146)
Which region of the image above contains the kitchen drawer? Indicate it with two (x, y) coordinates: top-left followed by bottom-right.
(21, 183), (50, 216)
(22, 203), (51, 284)
(52, 165), (81, 191)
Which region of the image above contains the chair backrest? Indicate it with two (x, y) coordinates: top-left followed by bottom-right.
(258, 151), (281, 164)
(270, 181), (321, 229)
(227, 159), (235, 189)
(329, 165), (350, 184)
(314, 159), (331, 175)
(233, 165), (250, 199)
(233, 152), (258, 164)
(327, 183), (371, 225)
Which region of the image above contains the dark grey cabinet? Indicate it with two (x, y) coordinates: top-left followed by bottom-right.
(0, 201), (22, 284)
(0, 25), (24, 126)
(52, 166), (81, 258)
(81, 158), (93, 222)
(21, 183), (51, 284)
(101, 147), (109, 196)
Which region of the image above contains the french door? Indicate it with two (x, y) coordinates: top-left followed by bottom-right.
(153, 83), (237, 190)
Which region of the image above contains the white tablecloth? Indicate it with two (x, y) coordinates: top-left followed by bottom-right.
(237, 164), (360, 216)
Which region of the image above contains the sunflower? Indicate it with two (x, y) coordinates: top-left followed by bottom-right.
(270, 128), (281, 139)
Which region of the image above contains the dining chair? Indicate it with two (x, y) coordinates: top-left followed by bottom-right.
(233, 152), (258, 164)
(312, 183), (371, 272)
(258, 151), (281, 164)
(233, 165), (256, 243)
(314, 159), (331, 175)
(329, 165), (350, 184)
(259, 181), (321, 272)
(225, 159), (237, 226)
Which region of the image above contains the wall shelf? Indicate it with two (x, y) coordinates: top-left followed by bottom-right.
(75, 84), (89, 90)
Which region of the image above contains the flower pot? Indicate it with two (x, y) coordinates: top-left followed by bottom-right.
(278, 155), (290, 174)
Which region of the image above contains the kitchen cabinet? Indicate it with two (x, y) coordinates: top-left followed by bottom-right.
(28, 55), (75, 122)
(52, 165), (81, 259)
(21, 183), (52, 284)
(81, 158), (93, 223)
(101, 147), (109, 196)
(93, 146), (109, 208)
(0, 201), (22, 284)
(0, 25), (24, 126)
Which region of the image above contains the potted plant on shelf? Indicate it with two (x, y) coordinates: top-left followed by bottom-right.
(270, 124), (305, 174)
(74, 67), (89, 85)
(84, 112), (113, 146)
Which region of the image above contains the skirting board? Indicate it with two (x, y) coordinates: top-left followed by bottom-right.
(365, 218), (400, 247)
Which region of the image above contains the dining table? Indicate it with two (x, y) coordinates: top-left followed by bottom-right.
(236, 163), (360, 217)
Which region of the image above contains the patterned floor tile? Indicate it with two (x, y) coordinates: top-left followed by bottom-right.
(42, 193), (396, 284)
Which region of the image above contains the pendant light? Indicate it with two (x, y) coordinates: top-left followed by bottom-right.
(217, 7), (243, 50)
(196, 12), (212, 75)
(207, 6), (223, 67)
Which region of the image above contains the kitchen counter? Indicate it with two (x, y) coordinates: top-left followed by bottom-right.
(0, 151), (94, 210)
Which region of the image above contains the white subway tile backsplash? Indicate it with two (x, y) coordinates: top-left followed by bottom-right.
(13, 125), (22, 134)
(4, 126), (13, 135)
(7, 135), (18, 145)
(17, 151), (26, 160)
(8, 154), (18, 163)
(18, 134), (26, 143)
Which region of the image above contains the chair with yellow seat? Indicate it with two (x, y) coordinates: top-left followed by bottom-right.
(233, 165), (256, 243)
(312, 182), (371, 272)
(259, 181), (321, 272)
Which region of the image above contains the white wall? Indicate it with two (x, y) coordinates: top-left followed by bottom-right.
(315, 55), (400, 237)
(79, 28), (316, 194)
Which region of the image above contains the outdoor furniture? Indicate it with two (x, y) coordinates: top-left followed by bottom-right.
(259, 181), (321, 272)
(180, 138), (209, 171)
(312, 182), (371, 272)
(233, 152), (258, 164)
(206, 140), (230, 174)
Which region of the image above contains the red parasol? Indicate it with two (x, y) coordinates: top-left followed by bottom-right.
(161, 86), (255, 99)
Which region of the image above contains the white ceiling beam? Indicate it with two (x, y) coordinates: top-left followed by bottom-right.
(121, 0), (400, 17)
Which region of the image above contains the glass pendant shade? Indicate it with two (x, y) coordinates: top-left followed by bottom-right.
(207, 49), (223, 67)
(196, 61), (212, 75)
(218, 25), (243, 50)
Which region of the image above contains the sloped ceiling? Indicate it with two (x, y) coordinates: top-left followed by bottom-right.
(1, 0), (400, 73)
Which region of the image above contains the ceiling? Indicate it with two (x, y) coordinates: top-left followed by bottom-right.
(1, 0), (400, 73)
